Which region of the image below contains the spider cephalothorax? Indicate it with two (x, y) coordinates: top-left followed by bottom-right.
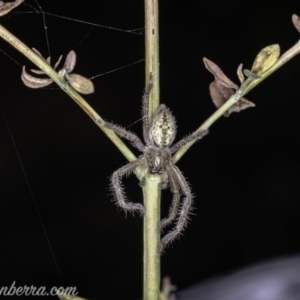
(98, 76), (208, 251)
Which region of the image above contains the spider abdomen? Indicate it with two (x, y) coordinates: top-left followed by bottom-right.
(150, 104), (176, 147)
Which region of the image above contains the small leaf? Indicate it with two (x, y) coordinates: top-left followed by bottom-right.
(237, 63), (245, 84)
(203, 57), (238, 90)
(292, 14), (300, 32)
(65, 73), (94, 94)
(21, 66), (53, 89)
(0, 0), (24, 16)
(227, 98), (255, 115)
(251, 44), (280, 75)
(209, 81), (255, 117)
(64, 50), (76, 74)
(54, 55), (63, 70)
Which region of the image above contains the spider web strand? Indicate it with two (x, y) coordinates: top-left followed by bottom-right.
(43, 11), (144, 35)
(34, 0), (51, 57)
(1, 109), (65, 287)
(0, 47), (22, 67)
(73, 26), (94, 50)
(89, 58), (145, 80)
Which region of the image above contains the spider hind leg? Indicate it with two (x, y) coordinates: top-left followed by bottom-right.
(160, 164), (193, 252)
(160, 168), (181, 230)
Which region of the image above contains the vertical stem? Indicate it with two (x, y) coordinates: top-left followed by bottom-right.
(145, 0), (160, 116)
(144, 0), (161, 300)
(143, 174), (161, 300)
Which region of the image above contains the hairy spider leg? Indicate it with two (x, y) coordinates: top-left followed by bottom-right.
(160, 163), (193, 251)
(170, 129), (208, 154)
(102, 121), (145, 152)
(160, 169), (181, 230)
(111, 159), (145, 215)
(142, 74), (154, 145)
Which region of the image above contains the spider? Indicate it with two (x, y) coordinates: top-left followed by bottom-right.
(98, 75), (208, 251)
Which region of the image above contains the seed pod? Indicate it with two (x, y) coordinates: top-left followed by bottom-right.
(64, 51), (76, 74)
(251, 44), (280, 75)
(65, 73), (94, 94)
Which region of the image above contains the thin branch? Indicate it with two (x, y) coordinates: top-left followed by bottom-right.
(173, 40), (300, 163)
(0, 23), (140, 170)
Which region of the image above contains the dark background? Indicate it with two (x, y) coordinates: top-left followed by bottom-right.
(0, 0), (300, 299)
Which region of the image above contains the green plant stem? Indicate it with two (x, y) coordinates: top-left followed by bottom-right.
(173, 40), (300, 164)
(0, 23), (139, 169)
(144, 0), (161, 299)
(145, 0), (160, 116)
(143, 173), (161, 300)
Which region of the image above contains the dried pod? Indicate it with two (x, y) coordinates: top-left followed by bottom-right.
(21, 66), (53, 89)
(22, 49), (94, 94)
(0, 0), (24, 16)
(203, 57), (238, 90)
(209, 81), (235, 115)
(65, 73), (94, 94)
(237, 63), (245, 84)
(209, 81), (255, 117)
(64, 50), (76, 74)
(204, 58), (255, 117)
(251, 44), (280, 75)
(292, 14), (300, 32)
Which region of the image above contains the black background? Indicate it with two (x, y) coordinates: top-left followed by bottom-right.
(0, 0), (300, 299)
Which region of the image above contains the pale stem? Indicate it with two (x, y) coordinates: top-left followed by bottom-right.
(145, 0), (160, 116)
(143, 174), (161, 300)
(144, 0), (161, 299)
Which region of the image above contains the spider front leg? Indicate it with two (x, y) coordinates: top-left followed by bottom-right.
(160, 169), (181, 230)
(170, 129), (208, 154)
(97, 119), (145, 152)
(111, 159), (145, 216)
(160, 164), (193, 252)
